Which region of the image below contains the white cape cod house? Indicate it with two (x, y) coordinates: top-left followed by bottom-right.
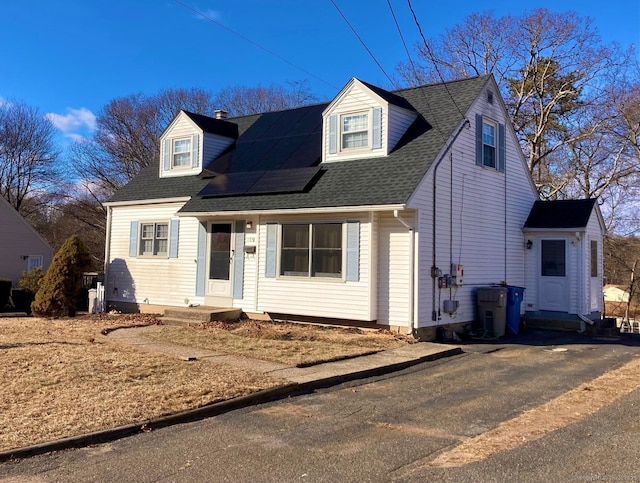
(103, 75), (603, 339)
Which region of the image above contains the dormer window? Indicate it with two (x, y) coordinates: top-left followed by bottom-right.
(342, 113), (369, 149)
(172, 138), (192, 168)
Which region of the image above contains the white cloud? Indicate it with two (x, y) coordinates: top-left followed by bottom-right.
(46, 107), (97, 138)
(198, 9), (220, 20)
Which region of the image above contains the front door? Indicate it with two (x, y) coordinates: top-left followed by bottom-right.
(207, 222), (233, 302)
(538, 239), (569, 312)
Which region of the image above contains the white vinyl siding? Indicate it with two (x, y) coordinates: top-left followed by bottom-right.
(586, 212), (604, 313)
(408, 82), (537, 328)
(377, 212), (412, 327)
(387, 104), (418, 152)
(107, 202), (202, 307)
(202, 132), (236, 167)
(256, 213), (372, 321)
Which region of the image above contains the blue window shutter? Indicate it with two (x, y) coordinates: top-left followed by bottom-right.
(195, 222), (207, 296)
(191, 133), (200, 168)
(169, 219), (180, 258)
(232, 220), (245, 299)
(345, 221), (360, 282)
(498, 123), (506, 173)
(328, 114), (337, 154)
(372, 107), (382, 149)
(475, 114), (483, 166)
(265, 223), (278, 278)
(129, 221), (139, 257)
(163, 139), (171, 171)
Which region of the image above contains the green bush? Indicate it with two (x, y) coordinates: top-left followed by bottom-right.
(18, 267), (44, 294)
(32, 235), (94, 318)
(0, 279), (11, 311)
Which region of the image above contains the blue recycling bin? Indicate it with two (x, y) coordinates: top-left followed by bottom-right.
(505, 286), (525, 334)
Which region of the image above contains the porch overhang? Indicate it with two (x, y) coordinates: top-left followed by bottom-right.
(176, 203), (408, 217)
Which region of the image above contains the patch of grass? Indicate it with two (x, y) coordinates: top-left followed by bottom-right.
(146, 319), (409, 367)
(0, 316), (283, 452)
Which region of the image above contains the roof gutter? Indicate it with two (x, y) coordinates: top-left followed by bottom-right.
(103, 197), (191, 207)
(177, 204), (407, 217)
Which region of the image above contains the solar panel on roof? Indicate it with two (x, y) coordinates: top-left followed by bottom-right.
(197, 170), (264, 197)
(247, 167), (321, 194)
(198, 167), (322, 198)
(202, 104), (325, 175)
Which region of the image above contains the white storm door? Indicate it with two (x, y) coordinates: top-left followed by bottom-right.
(538, 239), (569, 312)
(207, 222), (233, 298)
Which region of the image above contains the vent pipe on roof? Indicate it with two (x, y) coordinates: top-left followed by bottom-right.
(214, 109), (228, 120)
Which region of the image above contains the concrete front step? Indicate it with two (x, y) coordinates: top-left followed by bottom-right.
(162, 306), (242, 324)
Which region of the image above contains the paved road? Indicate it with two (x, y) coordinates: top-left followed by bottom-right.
(2, 334), (640, 482)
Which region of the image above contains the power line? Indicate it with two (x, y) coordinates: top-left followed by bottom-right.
(406, 0), (467, 122)
(173, 0), (339, 91)
(329, 0), (399, 90)
(386, 0), (446, 141)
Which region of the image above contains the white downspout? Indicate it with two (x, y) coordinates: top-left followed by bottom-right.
(253, 215), (261, 313)
(103, 205), (112, 297)
(394, 210), (415, 336)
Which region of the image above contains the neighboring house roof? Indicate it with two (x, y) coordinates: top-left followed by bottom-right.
(108, 75), (491, 212)
(523, 199), (598, 229)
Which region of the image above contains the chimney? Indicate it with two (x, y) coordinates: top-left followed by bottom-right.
(214, 109), (228, 120)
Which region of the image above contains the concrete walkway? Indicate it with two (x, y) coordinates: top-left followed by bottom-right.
(106, 325), (462, 384)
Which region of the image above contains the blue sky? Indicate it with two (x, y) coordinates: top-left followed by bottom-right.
(1, 1), (638, 142)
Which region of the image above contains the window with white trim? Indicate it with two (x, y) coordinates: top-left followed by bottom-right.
(172, 138), (192, 168)
(140, 222), (169, 257)
(482, 119), (496, 168)
(27, 255), (43, 272)
(342, 113), (369, 149)
(280, 223), (342, 278)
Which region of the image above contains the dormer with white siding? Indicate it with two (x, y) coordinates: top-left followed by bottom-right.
(322, 78), (418, 163)
(159, 110), (238, 178)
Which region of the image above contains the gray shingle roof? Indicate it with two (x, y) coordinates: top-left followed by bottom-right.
(523, 199), (597, 229)
(108, 75), (491, 212)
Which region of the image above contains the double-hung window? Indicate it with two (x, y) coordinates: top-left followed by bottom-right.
(280, 223), (342, 278)
(172, 138), (192, 168)
(342, 113), (369, 149)
(482, 120), (496, 168)
(475, 114), (505, 172)
(140, 222), (169, 257)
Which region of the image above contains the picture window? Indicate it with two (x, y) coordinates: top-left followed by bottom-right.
(280, 223), (342, 278)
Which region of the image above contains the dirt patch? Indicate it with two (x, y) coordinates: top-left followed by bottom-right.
(427, 354), (640, 467)
(0, 315), (283, 452)
(145, 319), (410, 367)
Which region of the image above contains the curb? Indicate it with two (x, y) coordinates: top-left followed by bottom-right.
(0, 347), (463, 462)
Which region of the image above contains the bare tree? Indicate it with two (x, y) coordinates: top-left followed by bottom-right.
(398, 9), (632, 202)
(213, 81), (316, 117)
(71, 88), (218, 198)
(603, 235), (640, 321)
(0, 101), (60, 214)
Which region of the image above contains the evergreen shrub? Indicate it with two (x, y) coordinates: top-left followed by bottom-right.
(32, 235), (94, 318)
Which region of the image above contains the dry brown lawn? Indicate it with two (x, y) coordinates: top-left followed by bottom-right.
(0, 314), (408, 453)
(146, 319), (409, 367)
